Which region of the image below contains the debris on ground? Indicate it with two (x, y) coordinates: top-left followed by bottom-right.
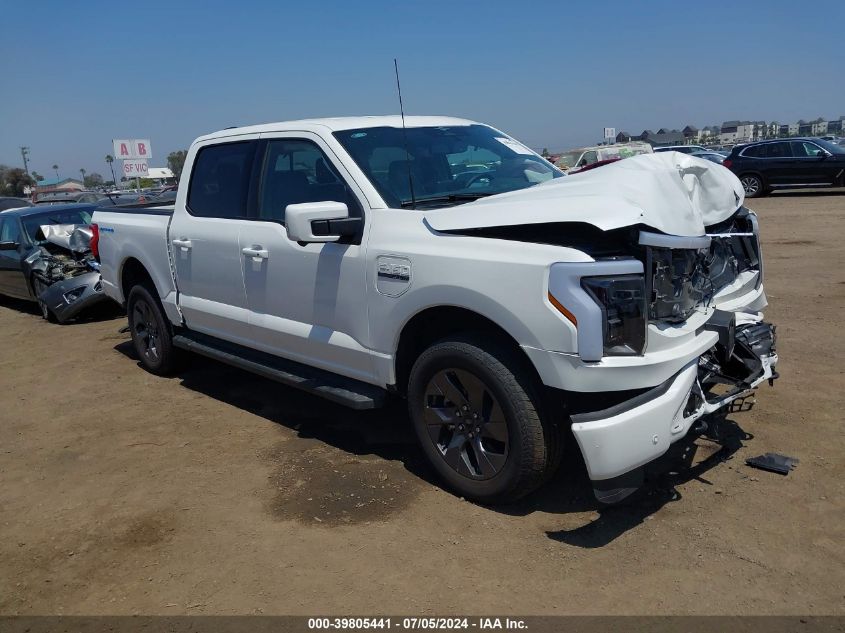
(745, 452), (799, 475)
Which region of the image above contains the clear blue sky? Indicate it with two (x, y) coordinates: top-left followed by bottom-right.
(1, 0), (843, 179)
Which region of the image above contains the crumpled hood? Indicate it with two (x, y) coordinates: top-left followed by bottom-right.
(425, 152), (745, 237)
(39, 224), (94, 253)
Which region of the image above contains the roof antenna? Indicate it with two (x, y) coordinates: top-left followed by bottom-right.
(394, 58), (416, 209)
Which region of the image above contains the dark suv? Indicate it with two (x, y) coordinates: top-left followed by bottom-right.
(724, 138), (845, 197)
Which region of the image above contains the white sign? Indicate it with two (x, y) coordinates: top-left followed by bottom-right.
(113, 139), (152, 160)
(603, 127), (616, 140)
(123, 159), (149, 177)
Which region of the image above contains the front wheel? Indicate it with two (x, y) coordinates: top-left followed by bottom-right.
(31, 276), (57, 323)
(407, 336), (554, 504)
(127, 284), (178, 375)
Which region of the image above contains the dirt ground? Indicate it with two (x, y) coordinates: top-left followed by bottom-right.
(1, 191), (843, 616)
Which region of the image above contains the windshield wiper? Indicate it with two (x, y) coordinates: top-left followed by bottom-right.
(401, 192), (494, 209)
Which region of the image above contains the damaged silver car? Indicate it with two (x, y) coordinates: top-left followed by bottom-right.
(0, 203), (109, 323)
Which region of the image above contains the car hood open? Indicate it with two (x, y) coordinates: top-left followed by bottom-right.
(425, 152), (745, 237)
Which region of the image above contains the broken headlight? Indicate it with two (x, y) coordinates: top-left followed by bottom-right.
(581, 275), (646, 356)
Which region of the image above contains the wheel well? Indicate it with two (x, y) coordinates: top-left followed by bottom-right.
(394, 306), (541, 395)
(120, 257), (155, 303)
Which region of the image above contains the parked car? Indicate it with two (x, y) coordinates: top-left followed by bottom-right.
(93, 116), (777, 505)
(690, 151), (727, 165)
(34, 191), (102, 205)
(653, 145), (707, 154)
(150, 189), (178, 203)
(0, 197), (33, 212)
(723, 138), (845, 197)
(0, 204), (108, 322)
(96, 191), (158, 206)
(555, 141), (652, 173)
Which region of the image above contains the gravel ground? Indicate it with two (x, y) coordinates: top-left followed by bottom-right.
(1, 190), (843, 615)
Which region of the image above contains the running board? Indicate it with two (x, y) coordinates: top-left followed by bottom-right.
(172, 331), (386, 410)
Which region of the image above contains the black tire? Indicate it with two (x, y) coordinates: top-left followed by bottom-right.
(31, 276), (57, 323)
(126, 284), (178, 376)
(739, 174), (766, 198)
(407, 335), (554, 504)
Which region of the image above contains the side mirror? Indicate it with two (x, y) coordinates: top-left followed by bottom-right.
(285, 201), (362, 243)
(819, 150), (831, 159)
(0, 241), (19, 251)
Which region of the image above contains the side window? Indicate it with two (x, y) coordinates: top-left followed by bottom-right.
(187, 141), (255, 218)
(579, 151), (598, 167)
(257, 139), (359, 222)
(791, 141), (822, 157)
(765, 142), (792, 159)
(742, 145), (764, 158)
(0, 218), (21, 244)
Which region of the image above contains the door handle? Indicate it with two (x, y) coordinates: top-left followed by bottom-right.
(242, 246), (269, 259)
(172, 238), (192, 250)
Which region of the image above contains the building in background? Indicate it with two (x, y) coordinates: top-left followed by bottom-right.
(34, 178), (84, 196)
(147, 167), (175, 186)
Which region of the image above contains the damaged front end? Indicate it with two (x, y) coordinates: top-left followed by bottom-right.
(27, 224), (107, 323)
(568, 208), (778, 503)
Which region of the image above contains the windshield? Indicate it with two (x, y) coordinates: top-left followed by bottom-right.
(22, 209), (93, 244)
(333, 124), (562, 209)
(555, 151), (583, 170)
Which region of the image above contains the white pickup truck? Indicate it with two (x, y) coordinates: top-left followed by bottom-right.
(92, 116), (777, 504)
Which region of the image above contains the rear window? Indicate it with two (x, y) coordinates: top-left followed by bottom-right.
(187, 141), (256, 218)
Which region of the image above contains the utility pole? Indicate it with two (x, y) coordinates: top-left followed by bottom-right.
(20, 146), (30, 174)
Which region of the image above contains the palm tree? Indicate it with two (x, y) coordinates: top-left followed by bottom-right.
(52, 164), (59, 181)
(105, 155), (117, 186)
(80, 168), (86, 185)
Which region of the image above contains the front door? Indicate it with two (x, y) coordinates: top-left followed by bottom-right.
(168, 138), (258, 345)
(0, 217), (28, 299)
(790, 141), (838, 185)
(237, 133), (375, 383)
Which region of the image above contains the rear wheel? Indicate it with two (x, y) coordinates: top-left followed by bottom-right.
(407, 336), (554, 504)
(740, 174), (765, 198)
(127, 284), (178, 375)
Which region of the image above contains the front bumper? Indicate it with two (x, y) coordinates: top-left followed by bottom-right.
(570, 319), (777, 502)
(38, 272), (109, 323)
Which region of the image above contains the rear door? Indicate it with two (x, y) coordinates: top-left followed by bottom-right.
(168, 137), (258, 344)
(760, 141), (794, 185)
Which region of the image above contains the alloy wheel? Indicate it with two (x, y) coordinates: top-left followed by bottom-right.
(132, 299), (160, 363)
(422, 368), (509, 480)
(740, 176), (761, 196)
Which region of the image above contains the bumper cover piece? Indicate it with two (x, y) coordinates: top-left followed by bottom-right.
(38, 272), (108, 323)
(571, 319), (778, 502)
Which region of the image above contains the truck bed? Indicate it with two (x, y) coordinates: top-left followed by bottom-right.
(92, 205), (178, 318)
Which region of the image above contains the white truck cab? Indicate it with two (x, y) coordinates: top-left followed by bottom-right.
(93, 116), (777, 504)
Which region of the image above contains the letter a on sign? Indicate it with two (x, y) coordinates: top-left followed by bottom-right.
(113, 139), (131, 158)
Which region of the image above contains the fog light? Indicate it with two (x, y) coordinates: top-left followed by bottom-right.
(63, 287), (86, 304)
